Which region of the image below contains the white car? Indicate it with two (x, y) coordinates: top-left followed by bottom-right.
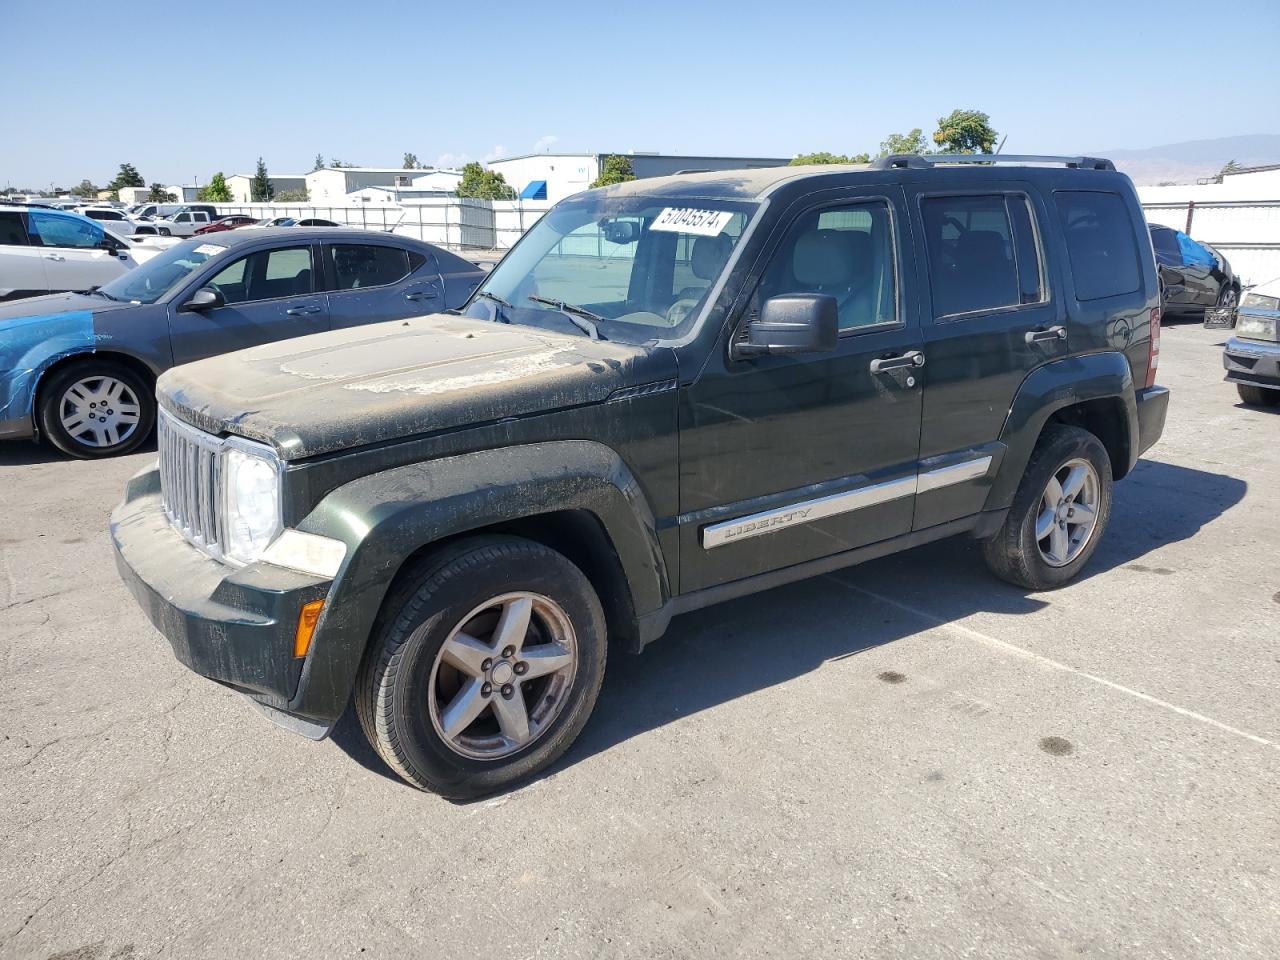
(0, 207), (138, 301)
(77, 206), (140, 236)
(132, 207), (216, 237)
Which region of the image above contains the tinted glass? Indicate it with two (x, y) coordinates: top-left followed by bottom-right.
(755, 200), (896, 331)
(329, 244), (412, 289)
(0, 211), (28, 246)
(1150, 227), (1180, 263)
(1055, 191), (1141, 301)
(207, 247), (313, 305)
(28, 211), (104, 248)
(921, 195), (1020, 316)
(1007, 197), (1044, 304)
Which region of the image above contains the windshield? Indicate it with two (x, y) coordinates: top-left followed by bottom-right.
(463, 195), (758, 342)
(98, 239), (227, 304)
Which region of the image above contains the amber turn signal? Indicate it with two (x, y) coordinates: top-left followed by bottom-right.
(294, 600), (325, 658)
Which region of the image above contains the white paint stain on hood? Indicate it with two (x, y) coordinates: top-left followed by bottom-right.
(342, 349), (574, 397)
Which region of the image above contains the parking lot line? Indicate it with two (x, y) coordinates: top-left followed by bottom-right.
(827, 574), (1280, 753)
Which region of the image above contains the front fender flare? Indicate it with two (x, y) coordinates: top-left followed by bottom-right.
(984, 352), (1137, 511)
(286, 440), (669, 723)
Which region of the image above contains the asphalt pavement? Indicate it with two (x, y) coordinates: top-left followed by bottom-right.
(1, 322), (1277, 960)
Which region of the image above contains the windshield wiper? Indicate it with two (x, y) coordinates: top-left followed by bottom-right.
(87, 287), (120, 301)
(476, 290), (513, 323)
(527, 295), (607, 340)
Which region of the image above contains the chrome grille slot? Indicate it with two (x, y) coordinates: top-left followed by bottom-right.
(158, 408), (224, 558)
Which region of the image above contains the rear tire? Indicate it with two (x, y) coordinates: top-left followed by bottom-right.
(982, 425), (1113, 591)
(38, 359), (154, 459)
(356, 537), (607, 799)
(1237, 383), (1280, 407)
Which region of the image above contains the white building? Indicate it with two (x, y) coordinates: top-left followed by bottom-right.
(305, 167), (440, 203)
(117, 186), (150, 205)
(486, 151), (791, 203)
(1136, 163), (1280, 205)
(225, 173), (308, 203)
(345, 171), (464, 203)
(165, 184), (201, 202)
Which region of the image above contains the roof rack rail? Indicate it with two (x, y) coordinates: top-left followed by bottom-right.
(869, 154), (1115, 171)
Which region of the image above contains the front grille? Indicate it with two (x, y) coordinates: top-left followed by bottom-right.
(158, 408), (224, 556)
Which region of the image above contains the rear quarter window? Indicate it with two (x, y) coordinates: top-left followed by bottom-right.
(1055, 191), (1142, 301)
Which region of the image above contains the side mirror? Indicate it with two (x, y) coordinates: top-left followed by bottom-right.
(733, 294), (838, 359)
(181, 287), (225, 312)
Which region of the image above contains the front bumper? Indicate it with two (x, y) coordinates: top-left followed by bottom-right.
(111, 465), (334, 723)
(1223, 336), (1280, 390)
(1134, 385), (1170, 459)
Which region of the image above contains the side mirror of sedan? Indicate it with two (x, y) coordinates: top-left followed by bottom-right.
(181, 287), (225, 312)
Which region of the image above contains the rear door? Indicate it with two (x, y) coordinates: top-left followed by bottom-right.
(167, 243), (330, 364)
(0, 210), (49, 299)
(906, 184), (1062, 530)
(321, 240), (443, 328)
(25, 210), (131, 292)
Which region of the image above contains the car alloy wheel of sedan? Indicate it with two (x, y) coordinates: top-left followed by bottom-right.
(59, 375), (142, 449)
(426, 592), (579, 761)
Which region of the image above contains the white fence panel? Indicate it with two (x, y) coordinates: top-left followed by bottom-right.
(1142, 201), (1280, 286)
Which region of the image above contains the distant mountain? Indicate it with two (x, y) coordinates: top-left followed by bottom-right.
(1095, 135), (1280, 185)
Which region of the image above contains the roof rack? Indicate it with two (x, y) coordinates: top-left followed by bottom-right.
(869, 154), (1115, 171)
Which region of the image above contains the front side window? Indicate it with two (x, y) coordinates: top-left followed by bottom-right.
(752, 200), (897, 331)
(465, 195), (758, 343)
(0, 211), (28, 246)
(206, 246), (314, 305)
(921, 194), (1043, 318)
(328, 243), (415, 289)
(27, 211), (104, 249)
(1054, 191), (1141, 301)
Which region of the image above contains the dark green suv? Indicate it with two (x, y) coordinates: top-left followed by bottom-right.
(113, 155), (1169, 798)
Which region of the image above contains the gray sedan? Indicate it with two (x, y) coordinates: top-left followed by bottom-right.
(0, 228), (486, 457)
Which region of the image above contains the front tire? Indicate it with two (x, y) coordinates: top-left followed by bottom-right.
(982, 425), (1113, 590)
(38, 360), (154, 458)
(356, 537), (607, 799)
(1237, 383), (1280, 407)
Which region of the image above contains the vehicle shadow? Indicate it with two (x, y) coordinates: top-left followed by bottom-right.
(0, 435), (157, 467)
(328, 459), (1246, 796)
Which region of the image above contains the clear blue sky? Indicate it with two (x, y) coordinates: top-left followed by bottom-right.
(3, 0), (1277, 189)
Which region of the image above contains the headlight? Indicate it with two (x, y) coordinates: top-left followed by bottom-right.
(1235, 313), (1279, 342)
(221, 440), (282, 564)
(1241, 292), (1280, 310)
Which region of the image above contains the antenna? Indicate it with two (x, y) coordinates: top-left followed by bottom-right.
(995, 134), (1007, 155)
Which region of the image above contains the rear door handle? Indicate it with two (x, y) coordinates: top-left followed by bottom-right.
(286, 305), (322, 316)
(870, 350), (925, 373)
(405, 289), (438, 302)
(1025, 325), (1067, 345)
(45, 254), (66, 261)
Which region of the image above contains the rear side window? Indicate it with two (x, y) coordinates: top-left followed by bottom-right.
(0, 211), (28, 246)
(328, 244), (415, 289)
(1055, 191), (1141, 301)
(921, 194), (1043, 317)
(1150, 226), (1180, 263)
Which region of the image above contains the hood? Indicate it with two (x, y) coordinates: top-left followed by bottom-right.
(0, 292), (137, 325)
(158, 314), (676, 459)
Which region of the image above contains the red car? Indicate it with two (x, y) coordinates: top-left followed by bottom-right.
(193, 214), (259, 235)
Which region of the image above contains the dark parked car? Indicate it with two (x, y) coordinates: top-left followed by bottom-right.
(113, 155), (1168, 798)
(294, 218), (342, 227)
(194, 214), (259, 235)
(0, 228), (485, 457)
(1149, 224), (1239, 322)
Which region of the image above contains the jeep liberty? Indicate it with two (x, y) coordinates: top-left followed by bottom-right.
(112, 155), (1170, 798)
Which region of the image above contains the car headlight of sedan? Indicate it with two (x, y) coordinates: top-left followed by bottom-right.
(1235, 313), (1279, 342)
(1240, 292), (1280, 310)
(221, 439), (283, 564)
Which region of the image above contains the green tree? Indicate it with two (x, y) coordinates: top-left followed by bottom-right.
(1213, 159), (1243, 183)
(147, 183), (177, 202)
(275, 188), (310, 202)
(877, 129), (930, 157)
(402, 152), (421, 169)
(330, 158), (358, 168)
(591, 154), (638, 187)
(70, 179), (99, 198)
(313, 153), (325, 171)
(454, 162), (517, 200)
(790, 151), (870, 165)
(108, 162), (145, 190)
(251, 157), (274, 201)
(932, 109), (997, 154)
(198, 172), (233, 203)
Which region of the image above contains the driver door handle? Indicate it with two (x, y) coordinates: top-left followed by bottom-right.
(45, 254), (66, 261)
(1025, 325), (1067, 345)
(405, 289), (438, 302)
(286, 304), (322, 316)
(870, 350), (925, 373)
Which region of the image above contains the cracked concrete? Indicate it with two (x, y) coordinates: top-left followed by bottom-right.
(0, 324), (1277, 959)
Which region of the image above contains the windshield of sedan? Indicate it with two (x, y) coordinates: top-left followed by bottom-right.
(462, 195), (758, 342)
(98, 240), (227, 304)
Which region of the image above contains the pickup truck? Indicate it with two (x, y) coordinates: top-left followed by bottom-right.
(112, 155), (1170, 798)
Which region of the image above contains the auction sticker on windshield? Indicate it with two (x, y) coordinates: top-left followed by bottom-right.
(193, 244), (226, 256)
(650, 208), (735, 236)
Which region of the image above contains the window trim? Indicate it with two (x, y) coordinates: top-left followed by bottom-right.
(1052, 188), (1144, 303)
(737, 193), (905, 345)
(915, 188), (1051, 323)
(321, 240), (418, 293)
(193, 242), (321, 308)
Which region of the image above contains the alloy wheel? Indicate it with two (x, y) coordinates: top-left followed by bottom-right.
(1035, 457), (1100, 567)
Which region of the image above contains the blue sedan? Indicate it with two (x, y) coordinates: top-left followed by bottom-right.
(0, 228), (486, 457)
